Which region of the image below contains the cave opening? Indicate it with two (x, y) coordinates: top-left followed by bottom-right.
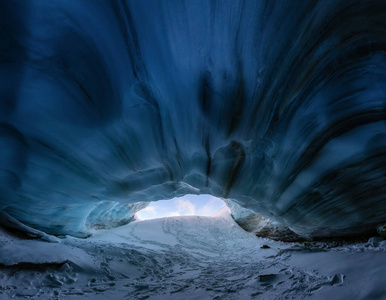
(1, 0), (386, 298)
(136, 194), (226, 220)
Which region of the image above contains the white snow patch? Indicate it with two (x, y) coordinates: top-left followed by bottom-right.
(0, 214), (385, 299)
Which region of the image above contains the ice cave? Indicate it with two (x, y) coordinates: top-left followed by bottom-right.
(1, 0), (386, 299)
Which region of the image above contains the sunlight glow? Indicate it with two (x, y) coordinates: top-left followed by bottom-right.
(136, 195), (225, 220)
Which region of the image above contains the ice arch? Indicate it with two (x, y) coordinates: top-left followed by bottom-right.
(1, 0), (386, 238)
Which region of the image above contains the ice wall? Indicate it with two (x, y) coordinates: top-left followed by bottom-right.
(1, 0), (386, 237)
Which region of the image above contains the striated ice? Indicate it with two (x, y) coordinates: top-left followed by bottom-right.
(0, 0), (386, 237)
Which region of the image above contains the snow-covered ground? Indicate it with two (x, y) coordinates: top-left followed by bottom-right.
(1, 207), (386, 299)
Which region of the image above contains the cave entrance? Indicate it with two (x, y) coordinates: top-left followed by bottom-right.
(136, 194), (225, 220)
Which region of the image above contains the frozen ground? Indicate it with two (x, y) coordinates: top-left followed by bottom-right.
(0, 207), (386, 299)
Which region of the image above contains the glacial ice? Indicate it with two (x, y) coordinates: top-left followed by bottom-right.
(1, 0), (386, 237)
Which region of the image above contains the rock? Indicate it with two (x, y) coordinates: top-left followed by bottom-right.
(377, 224), (386, 238)
(366, 237), (384, 247)
(257, 274), (277, 282)
(232, 210), (305, 242)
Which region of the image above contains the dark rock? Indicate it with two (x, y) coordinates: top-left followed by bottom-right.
(377, 224), (386, 238)
(234, 212), (305, 242)
(257, 274), (277, 282)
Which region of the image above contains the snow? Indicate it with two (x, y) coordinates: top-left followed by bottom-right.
(1, 2), (385, 298)
(1, 208), (386, 299)
(136, 195), (225, 220)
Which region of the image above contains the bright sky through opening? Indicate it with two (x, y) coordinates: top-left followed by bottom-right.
(137, 195), (225, 220)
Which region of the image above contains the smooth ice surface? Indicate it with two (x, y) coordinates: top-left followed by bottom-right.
(137, 194), (225, 220)
(1, 0), (386, 236)
(1, 209), (386, 299)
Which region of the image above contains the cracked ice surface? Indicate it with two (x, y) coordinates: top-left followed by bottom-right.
(1, 0), (386, 236)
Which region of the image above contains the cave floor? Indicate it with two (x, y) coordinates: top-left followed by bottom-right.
(1, 208), (386, 299)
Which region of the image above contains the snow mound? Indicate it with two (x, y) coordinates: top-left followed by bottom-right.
(1, 214), (386, 299)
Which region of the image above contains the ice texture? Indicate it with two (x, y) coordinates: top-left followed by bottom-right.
(1, 0), (386, 237)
